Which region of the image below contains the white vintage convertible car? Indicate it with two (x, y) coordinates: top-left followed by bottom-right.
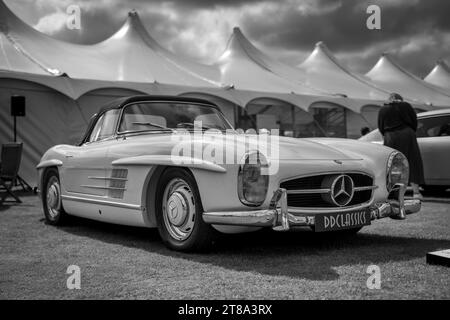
(38, 95), (421, 251)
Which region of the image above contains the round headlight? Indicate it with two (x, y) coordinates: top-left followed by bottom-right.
(238, 152), (269, 206)
(386, 151), (409, 191)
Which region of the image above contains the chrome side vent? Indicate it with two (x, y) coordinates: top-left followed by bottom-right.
(108, 169), (128, 199)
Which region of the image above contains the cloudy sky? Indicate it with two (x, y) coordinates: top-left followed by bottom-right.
(4, 0), (450, 77)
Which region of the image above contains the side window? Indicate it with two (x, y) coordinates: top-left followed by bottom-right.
(417, 115), (450, 138)
(88, 109), (119, 143)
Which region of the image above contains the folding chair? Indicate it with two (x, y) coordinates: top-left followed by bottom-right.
(0, 143), (23, 205)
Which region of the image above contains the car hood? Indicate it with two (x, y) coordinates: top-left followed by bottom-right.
(123, 132), (365, 161)
(259, 136), (362, 160)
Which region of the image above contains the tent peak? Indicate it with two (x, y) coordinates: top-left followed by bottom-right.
(369, 53), (405, 76)
(128, 9), (138, 16)
(376, 53), (398, 66)
(125, 9), (146, 31)
(231, 26), (247, 42)
(315, 41), (326, 48)
(313, 41), (336, 60)
(104, 8), (165, 51)
(301, 41), (345, 71)
(222, 27), (252, 55)
(126, 9), (144, 26)
(436, 59), (450, 70)
(218, 26), (273, 72)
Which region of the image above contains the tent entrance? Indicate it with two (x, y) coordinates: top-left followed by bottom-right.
(310, 102), (347, 138)
(243, 98), (326, 137)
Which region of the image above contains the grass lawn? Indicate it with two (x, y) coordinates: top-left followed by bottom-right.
(0, 193), (449, 299)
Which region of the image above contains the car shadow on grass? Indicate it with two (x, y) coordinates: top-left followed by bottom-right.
(54, 215), (450, 281)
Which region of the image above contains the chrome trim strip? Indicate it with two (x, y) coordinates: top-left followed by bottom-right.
(61, 195), (142, 210)
(287, 188), (331, 194)
(278, 170), (375, 185)
(354, 186), (378, 192)
(80, 185), (126, 191)
(285, 185), (377, 194)
(88, 176), (128, 181)
(287, 202), (373, 214)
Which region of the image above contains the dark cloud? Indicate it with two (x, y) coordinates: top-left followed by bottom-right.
(241, 0), (450, 75)
(244, 0), (450, 51)
(155, 0), (264, 9)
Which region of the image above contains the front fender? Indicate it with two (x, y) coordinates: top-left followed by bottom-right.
(112, 155), (227, 173)
(36, 159), (63, 169)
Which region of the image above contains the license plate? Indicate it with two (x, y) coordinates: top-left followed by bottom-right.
(314, 209), (371, 232)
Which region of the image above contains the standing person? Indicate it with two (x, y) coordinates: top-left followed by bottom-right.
(378, 93), (425, 199)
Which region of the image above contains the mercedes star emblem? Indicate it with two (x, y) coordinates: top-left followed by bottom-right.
(330, 175), (354, 206)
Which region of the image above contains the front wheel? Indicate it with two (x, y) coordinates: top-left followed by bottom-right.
(42, 168), (68, 225)
(155, 168), (216, 252)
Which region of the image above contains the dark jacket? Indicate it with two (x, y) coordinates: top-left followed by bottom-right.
(377, 102), (424, 185)
(378, 101), (417, 135)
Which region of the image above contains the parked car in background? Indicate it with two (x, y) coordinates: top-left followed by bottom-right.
(360, 109), (450, 193)
(38, 95), (421, 252)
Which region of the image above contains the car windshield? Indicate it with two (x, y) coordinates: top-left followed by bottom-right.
(118, 102), (232, 133)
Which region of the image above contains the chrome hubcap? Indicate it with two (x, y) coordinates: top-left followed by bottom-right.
(162, 178), (195, 241)
(46, 176), (61, 219)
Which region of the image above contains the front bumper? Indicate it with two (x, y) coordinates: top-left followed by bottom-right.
(203, 184), (421, 231)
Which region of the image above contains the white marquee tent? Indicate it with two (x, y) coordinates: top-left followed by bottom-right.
(365, 53), (450, 108)
(298, 42), (388, 101)
(424, 60), (450, 92)
(210, 28), (388, 137)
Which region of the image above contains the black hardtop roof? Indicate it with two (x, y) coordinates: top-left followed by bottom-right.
(98, 95), (220, 115)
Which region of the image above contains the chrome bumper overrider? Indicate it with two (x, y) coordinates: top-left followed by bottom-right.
(202, 184), (421, 231)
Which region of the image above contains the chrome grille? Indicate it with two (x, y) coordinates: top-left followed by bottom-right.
(280, 173), (375, 208)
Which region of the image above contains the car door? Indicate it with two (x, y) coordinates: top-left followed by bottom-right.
(417, 114), (450, 186)
(63, 109), (120, 196)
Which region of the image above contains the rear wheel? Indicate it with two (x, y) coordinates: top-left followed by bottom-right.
(42, 168), (68, 225)
(155, 168), (216, 252)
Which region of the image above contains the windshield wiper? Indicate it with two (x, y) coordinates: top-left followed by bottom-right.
(176, 122), (213, 130)
(131, 122), (173, 131)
